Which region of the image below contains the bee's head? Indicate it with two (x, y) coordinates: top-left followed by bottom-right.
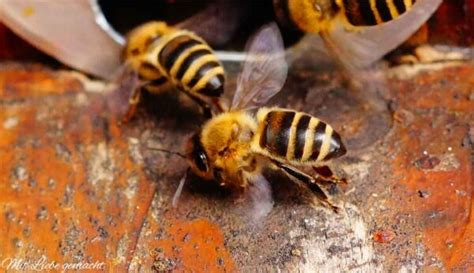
(123, 21), (171, 60)
(185, 132), (214, 180)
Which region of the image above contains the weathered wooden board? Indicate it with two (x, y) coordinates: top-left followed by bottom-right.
(0, 53), (473, 272)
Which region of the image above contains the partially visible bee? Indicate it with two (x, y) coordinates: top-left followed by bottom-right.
(121, 21), (225, 120)
(174, 23), (347, 215)
(273, 0), (443, 69)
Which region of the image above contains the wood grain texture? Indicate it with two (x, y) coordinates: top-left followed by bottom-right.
(0, 48), (472, 272)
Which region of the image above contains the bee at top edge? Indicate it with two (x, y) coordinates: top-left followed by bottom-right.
(272, 0), (443, 70)
(276, 0), (418, 32)
(174, 23), (347, 214)
(118, 21), (227, 122)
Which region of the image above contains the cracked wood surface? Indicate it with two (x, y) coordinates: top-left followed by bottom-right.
(0, 53), (473, 272)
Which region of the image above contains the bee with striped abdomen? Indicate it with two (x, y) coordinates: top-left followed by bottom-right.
(174, 23), (346, 215)
(255, 107), (346, 164)
(273, 0), (442, 69)
(120, 21), (225, 121)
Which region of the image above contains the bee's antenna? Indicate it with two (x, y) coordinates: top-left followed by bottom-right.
(147, 146), (186, 159)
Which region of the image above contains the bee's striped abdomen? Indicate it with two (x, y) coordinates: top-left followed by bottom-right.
(293, 114), (311, 159)
(155, 32), (225, 98)
(258, 110), (346, 163)
(342, 0), (416, 26)
(259, 111), (295, 158)
(137, 61), (169, 93)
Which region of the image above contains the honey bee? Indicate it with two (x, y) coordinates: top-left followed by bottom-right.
(273, 0), (443, 69)
(174, 23), (347, 214)
(121, 21), (225, 120)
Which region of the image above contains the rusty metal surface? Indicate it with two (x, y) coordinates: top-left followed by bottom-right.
(0, 53), (473, 272)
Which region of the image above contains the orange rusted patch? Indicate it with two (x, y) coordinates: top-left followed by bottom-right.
(0, 63), (235, 272)
(0, 67), (83, 99)
(0, 64), (158, 271)
(149, 218), (235, 272)
(373, 229), (396, 244)
(385, 65), (474, 270)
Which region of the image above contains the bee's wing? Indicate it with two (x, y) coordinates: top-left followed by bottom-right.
(176, 0), (246, 47)
(242, 173), (274, 223)
(322, 0), (443, 70)
(0, 0), (123, 79)
(230, 23), (288, 111)
(171, 171), (188, 208)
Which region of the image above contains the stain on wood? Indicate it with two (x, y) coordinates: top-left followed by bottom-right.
(0, 50), (472, 272)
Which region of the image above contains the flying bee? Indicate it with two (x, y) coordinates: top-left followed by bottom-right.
(120, 21), (226, 121)
(175, 23), (347, 214)
(273, 0), (443, 69)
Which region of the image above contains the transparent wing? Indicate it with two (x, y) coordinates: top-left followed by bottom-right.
(0, 0), (123, 79)
(172, 171), (188, 208)
(230, 23), (288, 110)
(241, 173), (274, 224)
(322, 0), (443, 70)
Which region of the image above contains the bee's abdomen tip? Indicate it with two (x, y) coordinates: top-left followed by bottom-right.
(325, 132), (347, 160)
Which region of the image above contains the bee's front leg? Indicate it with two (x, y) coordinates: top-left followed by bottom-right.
(121, 87), (142, 123)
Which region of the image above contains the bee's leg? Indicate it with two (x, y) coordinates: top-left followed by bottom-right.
(273, 161), (339, 213)
(181, 91), (213, 118)
(312, 166), (347, 185)
(212, 98), (228, 114)
(122, 87), (142, 123)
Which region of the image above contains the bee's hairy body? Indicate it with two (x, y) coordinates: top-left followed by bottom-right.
(274, 0), (417, 33)
(194, 111), (257, 188)
(124, 21), (225, 99)
(190, 107), (345, 189)
(178, 23), (347, 213)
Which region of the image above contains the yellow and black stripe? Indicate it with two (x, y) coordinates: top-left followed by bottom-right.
(258, 110), (346, 163)
(123, 22), (171, 94)
(342, 0), (417, 26)
(135, 61), (169, 93)
(152, 31), (225, 98)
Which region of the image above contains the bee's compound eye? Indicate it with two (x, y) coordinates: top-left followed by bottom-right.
(195, 150), (209, 172)
(188, 133), (209, 174)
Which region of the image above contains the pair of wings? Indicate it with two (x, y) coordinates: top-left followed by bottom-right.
(229, 23), (288, 111)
